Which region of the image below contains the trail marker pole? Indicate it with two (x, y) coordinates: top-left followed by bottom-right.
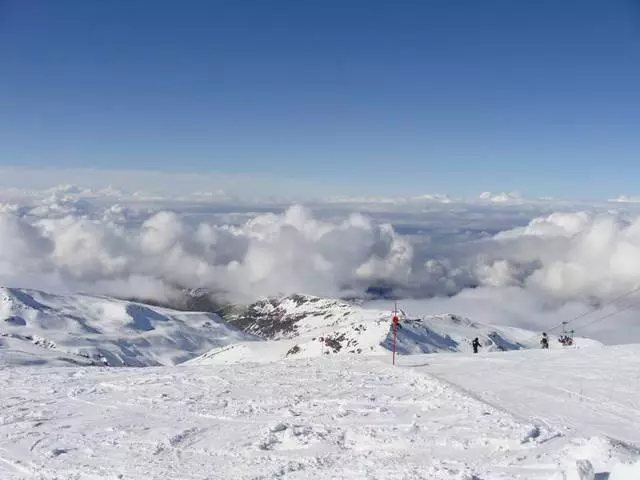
(392, 301), (399, 365)
(392, 315), (399, 364)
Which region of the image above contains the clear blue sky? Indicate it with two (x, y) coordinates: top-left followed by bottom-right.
(1, 0), (639, 198)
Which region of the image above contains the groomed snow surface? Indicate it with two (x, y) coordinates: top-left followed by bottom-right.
(1, 345), (640, 479)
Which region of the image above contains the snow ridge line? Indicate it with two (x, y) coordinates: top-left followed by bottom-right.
(183, 343), (238, 362)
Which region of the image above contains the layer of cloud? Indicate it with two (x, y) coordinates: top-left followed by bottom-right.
(5, 165), (640, 206)
(0, 200), (413, 303)
(0, 166), (332, 204)
(325, 193), (454, 205)
(609, 195), (640, 204)
(486, 211), (640, 300)
(2, 184), (640, 344)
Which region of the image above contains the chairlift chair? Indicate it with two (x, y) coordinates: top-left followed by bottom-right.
(559, 322), (575, 346)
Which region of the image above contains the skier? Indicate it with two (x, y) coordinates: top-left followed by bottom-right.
(540, 332), (549, 349)
(472, 337), (480, 354)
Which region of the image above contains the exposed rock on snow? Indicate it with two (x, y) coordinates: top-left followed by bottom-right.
(189, 294), (600, 365)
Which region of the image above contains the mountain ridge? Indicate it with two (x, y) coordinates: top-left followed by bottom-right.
(1, 287), (602, 368)
(187, 293), (601, 365)
(0, 286), (256, 366)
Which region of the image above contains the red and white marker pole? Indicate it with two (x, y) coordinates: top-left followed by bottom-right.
(392, 313), (399, 365)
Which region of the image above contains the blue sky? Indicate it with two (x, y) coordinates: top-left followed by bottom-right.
(1, 0), (639, 199)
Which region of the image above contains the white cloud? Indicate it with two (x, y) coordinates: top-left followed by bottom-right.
(479, 191), (524, 203)
(1, 181), (640, 343)
(0, 166), (340, 203)
(495, 211), (592, 239)
(608, 195), (640, 203)
(477, 191), (562, 204)
(325, 193), (454, 206)
(0, 199), (414, 303)
(367, 207), (640, 343)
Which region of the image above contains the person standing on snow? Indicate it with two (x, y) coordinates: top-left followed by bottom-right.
(540, 332), (549, 349)
(472, 337), (480, 354)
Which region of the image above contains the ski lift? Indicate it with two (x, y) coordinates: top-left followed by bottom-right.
(558, 321), (575, 346)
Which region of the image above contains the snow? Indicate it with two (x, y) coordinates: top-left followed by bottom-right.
(609, 460), (640, 480)
(400, 344), (640, 478)
(0, 345), (639, 478)
(1, 288), (638, 478)
(189, 295), (601, 365)
(402, 344), (640, 446)
(3, 287), (597, 369)
(0, 335), (95, 367)
(0, 287), (256, 366)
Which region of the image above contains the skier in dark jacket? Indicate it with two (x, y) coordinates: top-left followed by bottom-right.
(472, 337), (480, 354)
(540, 333), (549, 349)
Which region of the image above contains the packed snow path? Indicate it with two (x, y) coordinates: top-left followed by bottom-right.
(402, 344), (640, 448)
(0, 347), (639, 479)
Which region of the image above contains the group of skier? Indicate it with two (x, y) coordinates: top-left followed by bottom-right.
(470, 331), (573, 354)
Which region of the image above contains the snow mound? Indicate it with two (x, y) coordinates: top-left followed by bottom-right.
(188, 294), (598, 365)
(0, 287), (256, 366)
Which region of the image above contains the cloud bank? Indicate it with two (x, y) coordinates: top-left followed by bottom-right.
(0, 166), (332, 204)
(0, 196), (413, 303)
(2, 185), (640, 343)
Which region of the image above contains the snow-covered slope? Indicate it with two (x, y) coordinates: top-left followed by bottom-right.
(0, 287), (256, 366)
(189, 294), (600, 365)
(1, 345), (638, 479)
(402, 343), (640, 478)
(0, 335), (96, 367)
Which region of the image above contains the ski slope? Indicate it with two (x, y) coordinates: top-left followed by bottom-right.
(402, 344), (640, 449)
(190, 295), (600, 365)
(0, 287), (256, 366)
(1, 345), (639, 479)
(0, 334), (96, 367)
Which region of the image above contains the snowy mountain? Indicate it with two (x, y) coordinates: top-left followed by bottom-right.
(0, 289), (638, 478)
(0, 287), (256, 366)
(188, 294), (599, 365)
(1, 288), (601, 368)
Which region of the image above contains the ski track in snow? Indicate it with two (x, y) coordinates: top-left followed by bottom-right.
(402, 344), (640, 478)
(0, 347), (639, 479)
(403, 345), (640, 446)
